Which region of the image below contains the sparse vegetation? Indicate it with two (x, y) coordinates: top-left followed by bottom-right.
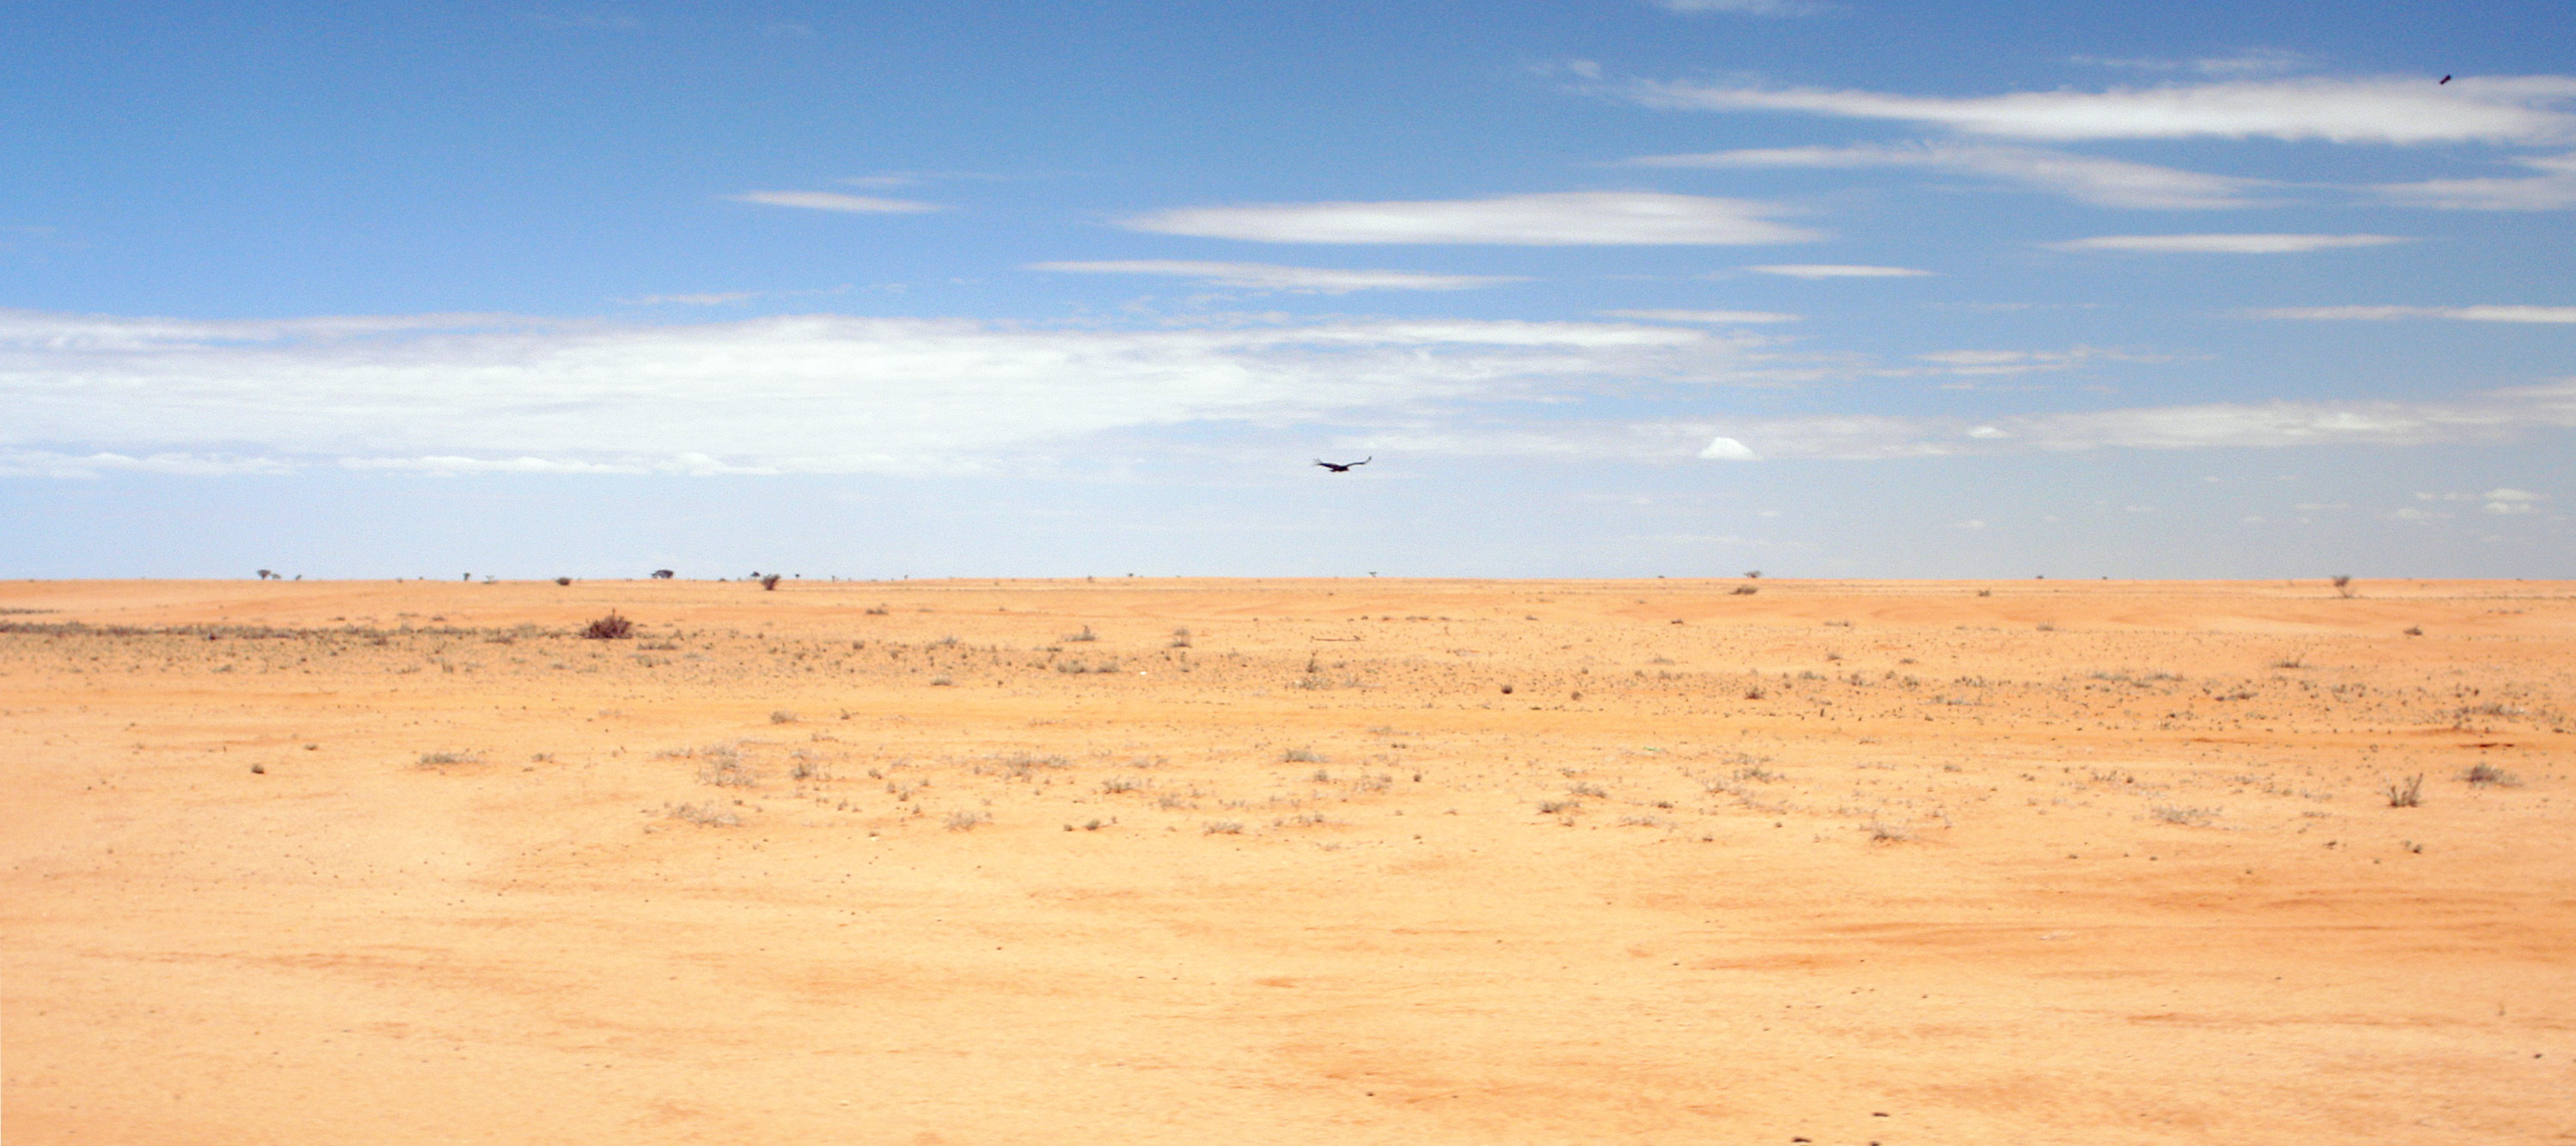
(665, 801), (741, 826)
(555, 576), (572, 586)
(416, 751), (478, 766)
(761, 573), (782, 591)
(581, 611), (634, 640)
(1731, 585), (1759, 596)
(769, 708), (798, 724)
(2384, 774), (2425, 807)
(1202, 820), (1245, 835)
(1062, 625), (1098, 642)
(2151, 805), (2218, 826)
(2464, 763), (2521, 787)
(2332, 574), (2353, 598)
(1282, 746), (1326, 763)
(943, 809), (991, 831)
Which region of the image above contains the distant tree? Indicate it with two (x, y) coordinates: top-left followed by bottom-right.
(651, 569), (675, 579)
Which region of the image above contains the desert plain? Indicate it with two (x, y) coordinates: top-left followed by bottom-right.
(2, 575), (2571, 1144)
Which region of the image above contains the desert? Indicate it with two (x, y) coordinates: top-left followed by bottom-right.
(3, 575), (2570, 1144)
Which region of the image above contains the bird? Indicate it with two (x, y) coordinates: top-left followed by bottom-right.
(1313, 457), (1372, 472)
(2441, 75), (2452, 83)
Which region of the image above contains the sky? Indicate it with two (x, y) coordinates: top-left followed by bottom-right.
(3, 0), (2571, 579)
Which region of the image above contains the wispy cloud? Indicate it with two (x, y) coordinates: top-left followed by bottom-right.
(1118, 192), (1820, 246)
(1627, 75), (2576, 144)
(2046, 233), (2416, 254)
(1642, 382), (2576, 461)
(1598, 309), (1801, 323)
(1910, 346), (2157, 377)
(1631, 142), (2273, 209)
(1025, 260), (1527, 293)
(2072, 49), (2318, 78)
(1651, 0), (1831, 17)
(2373, 152), (2576, 210)
(0, 308), (1766, 475)
(2255, 304), (2576, 322)
(731, 191), (947, 213)
(1747, 264), (1931, 279)
(2418, 487), (2546, 515)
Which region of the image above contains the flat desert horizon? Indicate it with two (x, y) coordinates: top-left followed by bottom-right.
(4, 575), (2570, 1144)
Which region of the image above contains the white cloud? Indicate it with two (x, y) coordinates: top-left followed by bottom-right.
(2255, 305), (2576, 322)
(0, 308), (1762, 475)
(1118, 192), (1821, 246)
(1910, 346), (2155, 377)
(2374, 152), (2576, 210)
(732, 191), (946, 213)
(1025, 260), (1528, 293)
(1632, 142), (2273, 209)
(1597, 309), (1800, 323)
(1747, 264), (1931, 279)
(1698, 436), (1759, 460)
(1627, 75), (2576, 144)
(1664, 380), (2576, 460)
(2073, 50), (2318, 78)
(619, 291), (762, 306)
(2047, 233), (2415, 254)
(1653, 0), (1830, 15)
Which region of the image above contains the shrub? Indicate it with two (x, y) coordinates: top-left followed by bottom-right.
(555, 576), (572, 586)
(761, 573), (782, 591)
(1282, 746), (1325, 763)
(581, 611), (634, 640)
(416, 751), (478, 766)
(1731, 585), (1759, 596)
(2384, 774), (2424, 807)
(2332, 574), (2353, 598)
(1202, 820), (1245, 835)
(943, 809), (991, 831)
(769, 709), (798, 724)
(2464, 763), (2520, 787)
(1062, 624), (1098, 642)
(667, 801), (740, 827)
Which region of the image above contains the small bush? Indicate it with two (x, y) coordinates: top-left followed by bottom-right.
(417, 751), (478, 766)
(667, 801), (740, 827)
(2332, 574), (2353, 598)
(2384, 774), (2425, 807)
(943, 809), (991, 831)
(2403, 626), (2424, 636)
(769, 708), (798, 724)
(581, 611), (634, 640)
(1062, 624), (1098, 642)
(1731, 585), (1759, 596)
(1168, 627), (1192, 648)
(2151, 805), (2218, 825)
(1867, 821), (1913, 843)
(762, 573), (782, 591)
(1202, 820), (1245, 835)
(555, 576), (572, 586)
(2464, 763), (2521, 787)
(1282, 746), (1326, 763)
(1538, 799), (1581, 814)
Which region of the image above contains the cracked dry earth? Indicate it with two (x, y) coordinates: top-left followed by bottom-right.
(3, 577), (2571, 1145)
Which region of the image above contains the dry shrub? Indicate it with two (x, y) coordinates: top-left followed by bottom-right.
(582, 611), (634, 640)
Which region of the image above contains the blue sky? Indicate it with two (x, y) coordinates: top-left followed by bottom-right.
(3, 0), (2570, 579)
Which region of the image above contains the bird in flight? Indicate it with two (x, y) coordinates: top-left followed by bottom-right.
(2441, 75), (2452, 83)
(1313, 457), (1372, 473)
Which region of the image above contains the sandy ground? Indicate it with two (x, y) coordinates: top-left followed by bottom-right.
(3, 576), (2571, 1144)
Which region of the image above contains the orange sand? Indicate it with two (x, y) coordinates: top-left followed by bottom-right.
(3, 577), (2570, 1143)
